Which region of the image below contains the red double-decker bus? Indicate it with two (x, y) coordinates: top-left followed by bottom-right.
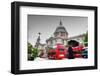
(48, 44), (67, 60)
(72, 46), (83, 58)
(47, 43), (86, 59)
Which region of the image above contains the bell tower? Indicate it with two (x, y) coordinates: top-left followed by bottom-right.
(35, 32), (41, 48)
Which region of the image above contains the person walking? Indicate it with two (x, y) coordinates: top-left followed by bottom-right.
(68, 45), (74, 59)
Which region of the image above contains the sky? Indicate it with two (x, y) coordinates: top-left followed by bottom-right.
(28, 15), (88, 46)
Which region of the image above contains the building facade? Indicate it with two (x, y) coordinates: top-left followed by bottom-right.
(46, 20), (85, 48)
(46, 20), (68, 47)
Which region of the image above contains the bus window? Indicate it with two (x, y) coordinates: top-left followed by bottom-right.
(59, 49), (64, 52)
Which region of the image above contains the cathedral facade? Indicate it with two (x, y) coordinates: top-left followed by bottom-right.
(35, 20), (85, 49)
(46, 20), (85, 48)
(46, 20), (68, 48)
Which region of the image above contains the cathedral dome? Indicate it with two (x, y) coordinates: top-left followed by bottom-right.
(54, 20), (68, 35)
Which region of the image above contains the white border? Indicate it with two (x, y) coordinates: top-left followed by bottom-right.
(20, 6), (95, 70)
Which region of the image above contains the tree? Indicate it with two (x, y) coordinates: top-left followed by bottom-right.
(28, 42), (39, 60)
(83, 32), (88, 46)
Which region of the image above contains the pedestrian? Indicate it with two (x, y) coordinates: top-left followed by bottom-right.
(68, 45), (74, 59)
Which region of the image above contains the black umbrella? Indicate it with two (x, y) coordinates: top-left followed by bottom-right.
(68, 40), (79, 47)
